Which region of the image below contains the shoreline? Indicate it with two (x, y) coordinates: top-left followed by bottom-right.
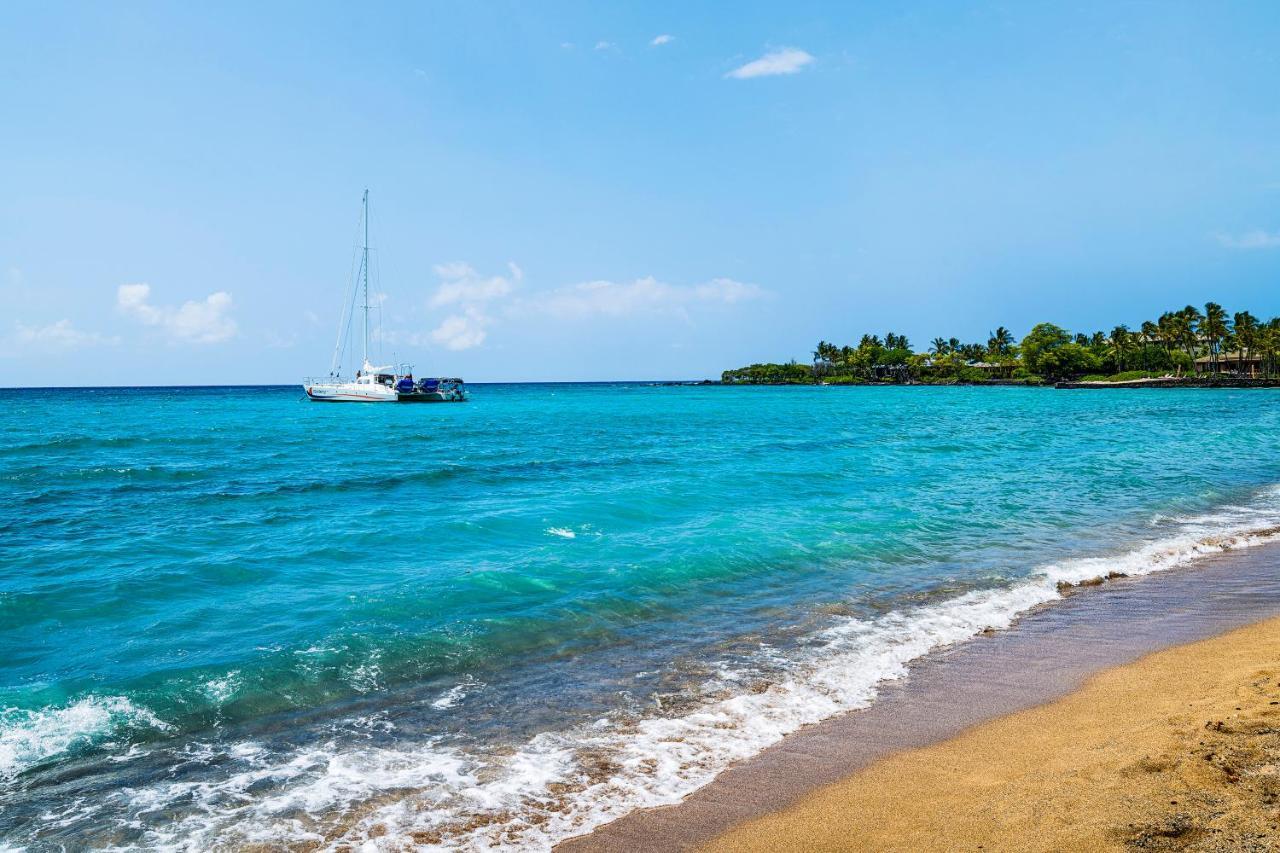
(707, 614), (1280, 851)
(562, 541), (1280, 852)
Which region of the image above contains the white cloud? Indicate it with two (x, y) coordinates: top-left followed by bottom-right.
(430, 310), (489, 351)
(117, 283), (237, 343)
(408, 265), (762, 352)
(594, 40), (615, 51)
(535, 276), (765, 320)
(429, 262), (522, 307)
(12, 319), (118, 350)
(725, 47), (815, 79)
(650, 34), (674, 46)
(421, 262), (523, 350)
(1215, 229), (1280, 250)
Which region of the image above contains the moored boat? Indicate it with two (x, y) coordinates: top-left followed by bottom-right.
(394, 376), (467, 402)
(303, 191), (467, 403)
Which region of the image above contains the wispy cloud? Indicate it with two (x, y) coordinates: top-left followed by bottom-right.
(594, 40), (615, 52)
(725, 47), (814, 79)
(431, 309), (489, 351)
(430, 262), (522, 307)
(534, 276), (765, 320)
(11, 319), (118, 350)
(425, 262), (523, 350)
(117, 283), (237, 343)
(1215, 229), (1280, 250)
(650, 34), (674, 47)
(409, 266), (764, 351)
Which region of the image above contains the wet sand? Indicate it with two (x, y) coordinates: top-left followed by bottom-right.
(562, 543), (1280, 852)
(708, 614), (1280, 851)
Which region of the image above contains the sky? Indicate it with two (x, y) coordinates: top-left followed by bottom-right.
(2, 1), (1279, 385)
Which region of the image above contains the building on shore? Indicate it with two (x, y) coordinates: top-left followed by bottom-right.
(967, 361), (1016, 379)
(1194, 351), (1263, 377)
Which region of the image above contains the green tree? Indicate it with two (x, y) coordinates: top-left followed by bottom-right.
(1019, 323), (1072, 377)
(1107, 325), (1131, 372)
(1201, 302), (1229, 372)
(987, 326), (1015, 356)
(1139, 320), (1160, 370)
(1233, 310), (1258, 375)
(1180, 305), (1206, 363)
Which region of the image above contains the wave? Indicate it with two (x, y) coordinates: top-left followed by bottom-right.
(94, 486), (1280, 851)
(0, 696), (171, 780)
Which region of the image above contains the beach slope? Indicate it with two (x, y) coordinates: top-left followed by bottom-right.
(705, 616), (1280, 852)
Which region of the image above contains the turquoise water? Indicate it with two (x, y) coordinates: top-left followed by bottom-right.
(3, 384), (1280, 849)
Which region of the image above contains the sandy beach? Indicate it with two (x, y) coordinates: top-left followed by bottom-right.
(705, 615), (1280, 852)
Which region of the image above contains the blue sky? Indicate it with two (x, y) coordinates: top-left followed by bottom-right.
(2, 1), (1279, 384)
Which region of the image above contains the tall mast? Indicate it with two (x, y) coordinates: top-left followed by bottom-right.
(361, 188), (370, 366)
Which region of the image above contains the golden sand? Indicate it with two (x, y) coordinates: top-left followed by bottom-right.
(704, 616), (1280, 852)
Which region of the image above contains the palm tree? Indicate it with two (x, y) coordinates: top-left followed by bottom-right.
(1139, 320), (1159, 370)
(1234, 311), (1258, 375)
(1156, 312), (1177, 359)
(884, 332), (910, 351)
(987, 327), (1015, 356)
(1107, 325), (1131, 372)
(930, 337), (949, 355)
(1181, 305), (1206, 362)
(1163, 309), (1198, 371)
(1201, 302), (1228, 373)
(813, 340), (838, 376)
(1262, 320), (1280, 377)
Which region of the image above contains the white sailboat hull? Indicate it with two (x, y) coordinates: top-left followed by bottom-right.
(303, 381), (397, 402)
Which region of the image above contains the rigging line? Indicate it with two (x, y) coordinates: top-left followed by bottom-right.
(373, 241), (385, 363)
(331, 198), (365, 375)
(372, 248), (382, 362)
(369, 202), (404, 369)
(367, 199), (388, 366)
(343, 197), (369, 372)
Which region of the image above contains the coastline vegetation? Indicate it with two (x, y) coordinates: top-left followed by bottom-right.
(722, 303), (1280, 385)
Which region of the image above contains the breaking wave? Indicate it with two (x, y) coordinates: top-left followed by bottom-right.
(0, 696), (171, 780)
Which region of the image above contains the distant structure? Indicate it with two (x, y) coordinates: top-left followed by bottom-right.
(1194, 352), (1263, 377)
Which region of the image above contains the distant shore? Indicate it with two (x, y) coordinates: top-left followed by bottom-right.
(707, 615), (1280, 851)
(672, 377), (1280, 388)
(1057, 376), (1280, 389)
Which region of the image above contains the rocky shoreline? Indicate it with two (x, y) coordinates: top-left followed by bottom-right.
(1057, 377), (1280, 389)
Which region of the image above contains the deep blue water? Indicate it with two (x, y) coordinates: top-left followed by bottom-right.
(3, 383), (1280, 849)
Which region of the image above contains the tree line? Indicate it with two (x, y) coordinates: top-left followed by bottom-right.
(721, 303), (1280, 384)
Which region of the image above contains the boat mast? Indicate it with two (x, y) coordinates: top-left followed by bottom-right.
(361, 188), (370, 367)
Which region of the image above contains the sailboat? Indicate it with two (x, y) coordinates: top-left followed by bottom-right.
(304, 191), (467, 403)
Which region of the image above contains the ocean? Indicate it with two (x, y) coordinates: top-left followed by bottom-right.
(3, 383), (1280, 850)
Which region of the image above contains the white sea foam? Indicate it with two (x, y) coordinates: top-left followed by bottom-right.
(59, 488), (1280, 850)
(546, 527), (577, 539)
(0, 696), (171, 780)
(201, 670), (241, 704)
(430, 676), (481, 710)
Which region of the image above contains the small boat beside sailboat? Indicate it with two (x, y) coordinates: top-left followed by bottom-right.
(303, 191), (467, 404)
